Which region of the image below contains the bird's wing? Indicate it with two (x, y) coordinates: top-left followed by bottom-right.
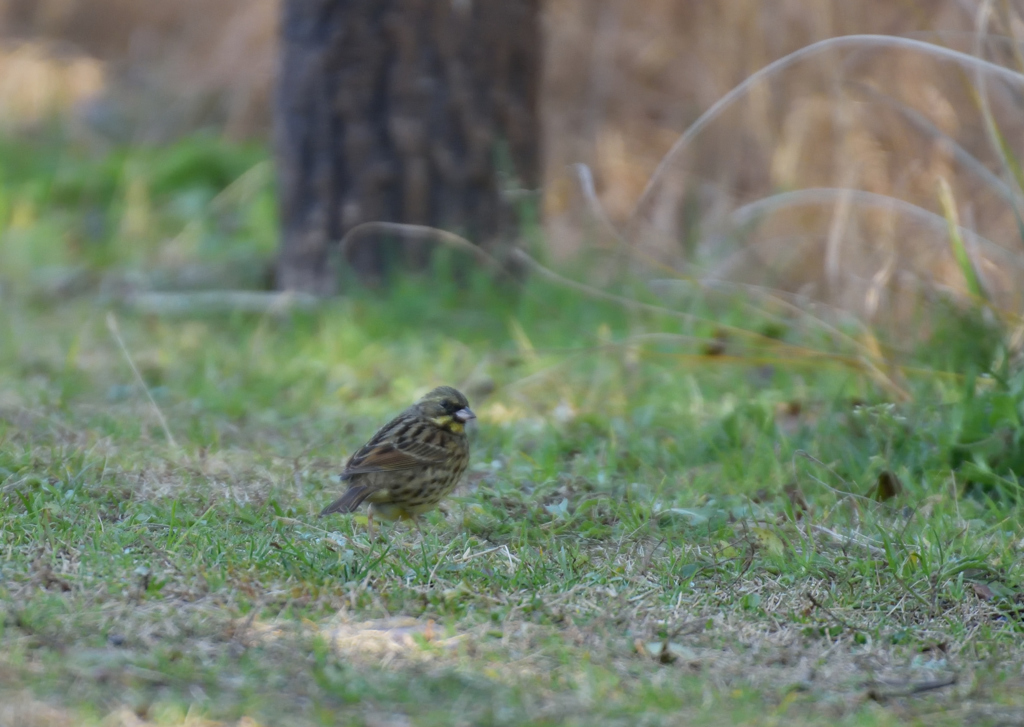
(342, 429), (452, 477)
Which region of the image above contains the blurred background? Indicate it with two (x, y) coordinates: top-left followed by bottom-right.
(8, 5), (1024, 722)
(1, 0), (1023, 342)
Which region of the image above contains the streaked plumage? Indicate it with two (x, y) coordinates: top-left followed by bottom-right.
(320, 386), (475, 522)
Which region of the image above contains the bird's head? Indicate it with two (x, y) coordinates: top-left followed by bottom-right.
(416, 386), (476, 434)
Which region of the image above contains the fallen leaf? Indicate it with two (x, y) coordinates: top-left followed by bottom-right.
(971, 583), (995, 601)
(752, 527), (785, 556)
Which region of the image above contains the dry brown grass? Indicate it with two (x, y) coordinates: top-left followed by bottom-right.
(0, 0), (275, 137)
(3, 0), (1024, 333)
(540, 0), (1024, 340)
(0, 40), (102, 128)
(542, 1), (969, 239)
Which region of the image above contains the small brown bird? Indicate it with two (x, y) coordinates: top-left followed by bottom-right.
(320, 386), (475, 525)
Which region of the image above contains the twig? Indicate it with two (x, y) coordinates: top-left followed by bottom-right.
(106, 312), (178, 449)
(455, 544), (521, 564)
(510, 248), (880, 378)
(867, 675), (957, 702)
(332, 221), (913, 398)
(806, 591), (853, 631)
(334, 221), (909, 397)
(794, 451), (876, 504)
(338, 223), (840, 364)
(810, 524), (887, 556)
(334, 221), (515, 280)
(126, 291), (319, 315)
(572, 163), (625, 244)
(668, 618), (708, 638)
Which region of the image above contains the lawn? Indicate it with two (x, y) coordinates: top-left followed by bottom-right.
(1, 133), (1023, 726)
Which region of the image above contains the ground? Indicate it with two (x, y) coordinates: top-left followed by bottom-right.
(1, 134), (1023, 726)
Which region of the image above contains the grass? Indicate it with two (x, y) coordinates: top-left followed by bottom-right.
(1, 133), (1024, 726)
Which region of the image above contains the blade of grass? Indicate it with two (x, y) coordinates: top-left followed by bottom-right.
(937, 178), (989, 305)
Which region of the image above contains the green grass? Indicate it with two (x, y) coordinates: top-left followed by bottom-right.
(1, 133), (1024, 726)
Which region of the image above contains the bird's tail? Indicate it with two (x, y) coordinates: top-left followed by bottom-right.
(320, 485), (373, 517)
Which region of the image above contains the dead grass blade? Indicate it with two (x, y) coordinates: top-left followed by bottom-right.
(105, 311), (179, 449)
(629, 34), (1024, 228)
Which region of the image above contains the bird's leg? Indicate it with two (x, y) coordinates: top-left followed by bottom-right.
(367, 509), (377, 540)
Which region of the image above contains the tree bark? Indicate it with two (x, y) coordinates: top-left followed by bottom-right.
(274, 0), (541, 294)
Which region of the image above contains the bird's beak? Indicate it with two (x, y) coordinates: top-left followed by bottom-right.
(454, 407), (476, 423)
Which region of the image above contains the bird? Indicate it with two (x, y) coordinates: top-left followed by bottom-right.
(320, 386), (475, 527)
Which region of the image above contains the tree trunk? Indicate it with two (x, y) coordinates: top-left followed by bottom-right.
(274, 0), (541, 294)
